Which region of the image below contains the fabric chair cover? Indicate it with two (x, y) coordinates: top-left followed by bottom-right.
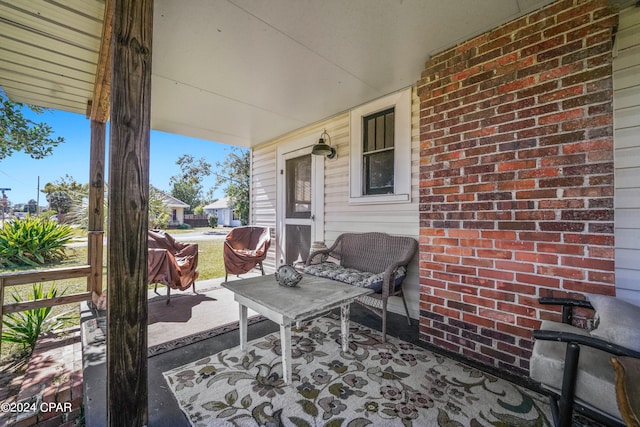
(223, 226), (271, 276)
(148, 229), (199, 291)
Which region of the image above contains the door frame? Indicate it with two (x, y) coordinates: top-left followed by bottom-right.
(276, 136), (325, 266)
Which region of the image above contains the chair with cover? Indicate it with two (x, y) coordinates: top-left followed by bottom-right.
(530, 294), (640, 427)
(147, 229), (199, 303)
(223, 226), (271, 282)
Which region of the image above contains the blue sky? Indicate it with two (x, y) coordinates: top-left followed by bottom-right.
(0, 107), (238, 206)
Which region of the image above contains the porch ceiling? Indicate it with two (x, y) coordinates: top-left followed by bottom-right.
(0, 0), (557, 148)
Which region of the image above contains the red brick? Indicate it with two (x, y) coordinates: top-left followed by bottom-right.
(478, 289), (516, 302)
(496, 281), (537, 295)
(495, 260), (535, 273)
(537, 265), (585, 280)
(463, 294), (497, 309)
(497, 322), (533, 338)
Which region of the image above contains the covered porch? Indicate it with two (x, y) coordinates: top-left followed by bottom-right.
(1, 0), (640, 425)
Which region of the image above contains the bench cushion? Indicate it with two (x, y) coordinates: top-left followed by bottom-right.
(303, 261), (406, 293)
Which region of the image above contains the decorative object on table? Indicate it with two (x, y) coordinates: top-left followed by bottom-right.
(275, 264), (302, 287)
(164, 315), (552, 427)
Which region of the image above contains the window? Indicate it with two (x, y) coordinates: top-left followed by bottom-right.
(363, 108), (395, 195)
(350, 88), (411, 204)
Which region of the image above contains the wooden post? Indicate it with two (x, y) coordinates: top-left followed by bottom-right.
(107, 0), (152, 425)
(88, 0), (111, 303)
(88, 120), (105, 302)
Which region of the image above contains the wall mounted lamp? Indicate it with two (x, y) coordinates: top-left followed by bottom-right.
(311, 129), (336, 159)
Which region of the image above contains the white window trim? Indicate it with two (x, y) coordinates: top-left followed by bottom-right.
(349, 88), (411, 204)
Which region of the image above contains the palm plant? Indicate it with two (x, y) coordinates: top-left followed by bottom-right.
(0, 216), (73, 267)
(1, 283), (74, 357)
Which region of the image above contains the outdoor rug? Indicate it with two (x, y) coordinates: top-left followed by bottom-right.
(163, 315), (553, 426)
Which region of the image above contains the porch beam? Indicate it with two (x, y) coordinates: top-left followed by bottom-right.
(107, 0), (153, 425)
(90, 0), (113, 124)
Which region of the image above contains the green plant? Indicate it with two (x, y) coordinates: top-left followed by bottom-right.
(208, 213), (218, 228)
(1, 283), (73, 357)
(0, 216), (73, 267)
(177, 223), (191, 230)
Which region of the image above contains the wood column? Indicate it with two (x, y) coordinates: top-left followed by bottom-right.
(88, 120), (105, 301)
(107, 0), (153, 425)
(88, 0), (111, 303)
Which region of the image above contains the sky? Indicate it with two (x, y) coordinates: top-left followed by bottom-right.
(0, 106), (239, 206)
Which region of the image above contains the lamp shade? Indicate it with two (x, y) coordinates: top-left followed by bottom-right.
(311, 138), (333, 156)
(311, 130), (337, 159)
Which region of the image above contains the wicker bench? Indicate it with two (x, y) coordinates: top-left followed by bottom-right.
(304, 232), (418, 341)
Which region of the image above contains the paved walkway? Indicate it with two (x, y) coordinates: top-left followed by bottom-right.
(0, 329), (83, 427)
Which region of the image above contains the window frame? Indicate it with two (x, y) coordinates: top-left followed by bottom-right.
(349, 88), (411, 204)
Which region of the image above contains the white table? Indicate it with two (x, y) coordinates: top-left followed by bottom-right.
(222, 273), (373, 384)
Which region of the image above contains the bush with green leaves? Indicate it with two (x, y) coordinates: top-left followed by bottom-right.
(208, 214), (218, 228)
(0, 216), (73, 267)
(1, 283), (73, 357)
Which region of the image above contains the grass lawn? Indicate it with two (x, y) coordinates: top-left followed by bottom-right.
(1, 236), (225, 363)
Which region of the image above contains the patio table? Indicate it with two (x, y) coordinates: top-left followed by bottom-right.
(222, 273), (373, 384)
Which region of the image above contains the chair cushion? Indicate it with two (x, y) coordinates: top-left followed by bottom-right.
(530, 320), (622, 420)
(586, 294), (640, 353)
(303, 262), (406, 293)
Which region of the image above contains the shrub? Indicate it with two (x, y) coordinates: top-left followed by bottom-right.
(0, 216), (73, 267)
(208, 214), (218, 228)
(177, 223), (191, 230)
(1, 283), (73, 357)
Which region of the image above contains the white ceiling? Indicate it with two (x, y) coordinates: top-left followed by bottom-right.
(1, 0), (560, 148)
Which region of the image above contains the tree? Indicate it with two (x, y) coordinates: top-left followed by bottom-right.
(0, 89), (64, 160)
(148, 187), (170, 229)
(66, 184), (169, 230)
(47, 191), (72, 214)
(41, 175), (88, 215)
(213, 147), (250, 225)
(42, 175), (88, 201)
(26, 199), (37, 214)
(169, 154), (212, 213)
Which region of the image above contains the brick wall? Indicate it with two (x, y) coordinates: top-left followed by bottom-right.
(417, 0), (617, 376)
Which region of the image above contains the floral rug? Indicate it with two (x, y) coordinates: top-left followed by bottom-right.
(163, 315), (552, 426)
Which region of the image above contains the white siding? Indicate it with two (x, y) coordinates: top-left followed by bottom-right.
(251, 88), (421, 318)
(614, 6), (640, 306)
(251, 143), (278, 273)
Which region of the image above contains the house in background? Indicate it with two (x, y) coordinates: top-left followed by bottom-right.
(203, 197), (241, 227)
(154, 188), (190, 227)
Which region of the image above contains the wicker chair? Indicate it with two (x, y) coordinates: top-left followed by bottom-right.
(304, 232), (418, 341)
